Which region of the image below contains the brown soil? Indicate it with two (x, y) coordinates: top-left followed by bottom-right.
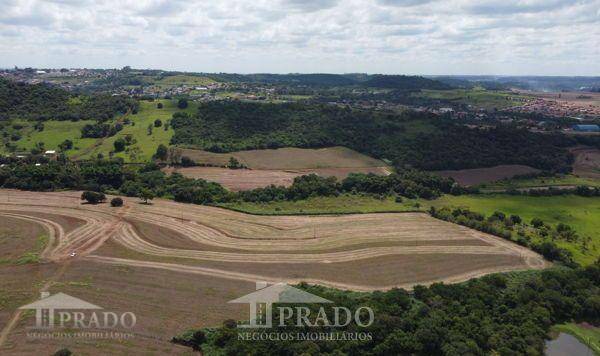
(177, 146), (388, 170)
(0, 216), (46, 261)
(165, 166), (391, 191)
(0, 189), (548, 354)
(570, 146), (600, 179)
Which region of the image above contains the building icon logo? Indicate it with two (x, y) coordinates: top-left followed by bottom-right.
(19, 292), (102, 329)
(229, 282), (333, 328)
(19, 292), (136, 330)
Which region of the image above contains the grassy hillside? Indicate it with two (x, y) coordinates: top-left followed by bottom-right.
(80, 99), (197, 161)
(434, 194), (600, 265)
(154, 74), (215, 87)
(11, 119), (96, 155)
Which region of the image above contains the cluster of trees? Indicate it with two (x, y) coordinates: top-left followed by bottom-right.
(429, 207), (576, 266)
(238, 171), (456, 203)
(0, 159), (232, 204)
(0, 159), (460, 206)
(0, 78), (138, 122)
(507, 185), (600, 197)
(81, 122), (123, 138)
(174, 264), (600, 355)
(170, 101), (574, 172)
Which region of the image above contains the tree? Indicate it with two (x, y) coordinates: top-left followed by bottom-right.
(228, 157), (242, 169)
(531, 218), (544, 228)
(168, 147), (182, 165)
(157, 102), (163, 109)
(58, 139), (73, 151)
(110, 197), (123, 207)
(155, 144), (168, 161)
(181, 156), (196, 167)
(113, 138), (126, 152)
(81, 191), (106, 204)
(139, 188), (154, 204)
(177, 98), (188, 109)
(154, 119), (162, 127)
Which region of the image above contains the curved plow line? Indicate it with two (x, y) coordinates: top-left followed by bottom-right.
(112, 223), (518, 264)
(85, 255), (543, 292)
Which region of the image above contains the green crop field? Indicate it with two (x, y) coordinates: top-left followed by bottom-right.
(434, 194), (600, 265)
(80, 99), (197, 162)
(417, 88), (528, 109)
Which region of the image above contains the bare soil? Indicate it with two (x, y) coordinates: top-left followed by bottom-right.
(571, 147), (600, 179)
(0, 189), (548, 354)
(177, 146), (388, 170)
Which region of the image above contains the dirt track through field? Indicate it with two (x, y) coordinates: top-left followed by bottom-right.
(0, 190), (547, 292)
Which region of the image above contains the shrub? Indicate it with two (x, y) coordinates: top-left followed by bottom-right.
(155, 144), (168, 160)
(139, 188), (154, 204)
(177, 98), (188, 109)
(531, 218), (544, 228)
(154, 119), (162, 127)
(157, 102), (163, 109)
(81, 191), (106, 204)
(110, 197), (123, 207)
(113, 138), (126, 152)
(181, 156), (196, 167)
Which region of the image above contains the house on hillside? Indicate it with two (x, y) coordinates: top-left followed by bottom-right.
(44, 150), (57, 160)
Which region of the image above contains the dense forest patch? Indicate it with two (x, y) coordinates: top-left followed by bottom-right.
(173, 265), (600, 355)
(0, 78), (138, 121)
(171, 101), (574, 172)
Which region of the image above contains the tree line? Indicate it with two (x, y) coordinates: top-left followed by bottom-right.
(0, 159), (459, 204)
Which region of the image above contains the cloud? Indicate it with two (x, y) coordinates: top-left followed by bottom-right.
(136, 0), (185, 17)
(465, 0), (580, 15)
(377, 0), (438, 7)
(280, 0), (339, 12)
(0, 0), (598, 75)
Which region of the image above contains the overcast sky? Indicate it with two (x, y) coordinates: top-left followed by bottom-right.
(1, 0), (599, 75)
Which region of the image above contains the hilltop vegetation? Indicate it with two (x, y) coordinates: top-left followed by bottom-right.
(171, 101), (573, 172)
(0, 78), (137, 121)
(362, 75), (452, 90)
